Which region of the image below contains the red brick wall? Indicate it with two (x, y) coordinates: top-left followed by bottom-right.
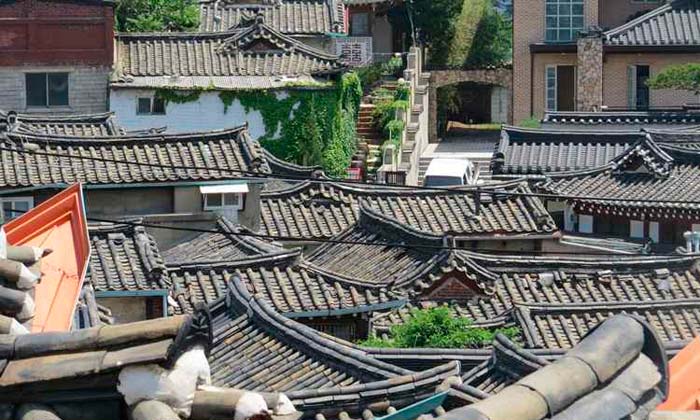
(0, 0), (113, 66)
(422, 275), (481, 301)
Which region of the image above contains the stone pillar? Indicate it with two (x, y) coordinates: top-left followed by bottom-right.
(429, 85), (438, 143)
(576, 28), (604, 112)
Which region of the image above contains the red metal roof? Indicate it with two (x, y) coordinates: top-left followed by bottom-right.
(657, 337), (700, 411)
(4, 184), (89, 332)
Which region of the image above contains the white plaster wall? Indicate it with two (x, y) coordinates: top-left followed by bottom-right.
(110, 89), (283, 138)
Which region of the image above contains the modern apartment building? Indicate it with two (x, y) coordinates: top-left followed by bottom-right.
(513, 0), (700, 123)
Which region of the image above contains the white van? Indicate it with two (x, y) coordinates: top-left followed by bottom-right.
(423, 158), (477, 187)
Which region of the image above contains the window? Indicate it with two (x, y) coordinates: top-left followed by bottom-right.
(26, 73), (69, 108)
(545, 0), (584, 42)
(137, 97), (166, 115)
(546, 65), (576, 111)
(350, 12), (370, 36)
(2, 197), (33, 221)
(203, 193), (243, 210)
(627, 65), (650, 110)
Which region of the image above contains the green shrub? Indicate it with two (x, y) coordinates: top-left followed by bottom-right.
(518, 116), (541, 128)
(358, 307), (521, 349)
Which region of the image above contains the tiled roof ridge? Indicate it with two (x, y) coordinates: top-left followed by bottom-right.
(169, 248), (302, 271)
(3, 110), (118, 123)
(262, 149), (325, 177)
(4, 124), (249, 144)
(609, 134), (675, 177)
(116, 29), (239, 39)
(490, 333), (549, 370)
(514, 297), (700, 313)
(604, 0), (674, 39)
(286, 361), (461, 416)
(216, 217), (289, 254)
(501, 124), (643, 138)
(220, 276), (413, 379)
(222, 19), (342, 61)
(357, 202), (448, 244)
(259, 179), (408, 198)
(543, 110), (700, 125)
(460, 249), (700, 269)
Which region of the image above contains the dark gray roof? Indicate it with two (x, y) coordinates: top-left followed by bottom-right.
(0, 125), (274, 189)
(162, 217), (287, 265)
(199, 0), (345, 34)
(114, 19), (343, 90)
(605, 0), (700, 47)
(540, 134), (700, 216)
(542, 111), (700, 129)
(169, 254), (402, 315)
(259, 181), (558, 240)
(88, 222), (169, 292)
(438, 315), (669, 420)
(2, 111), (127, 137)
(492, 126), (644, 175)
(209, 278), (425, 390)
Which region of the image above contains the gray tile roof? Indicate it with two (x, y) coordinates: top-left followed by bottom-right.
(169, 254), (401, 315)
(492, 126), (644, 175)
(540, 134), (700, 215)
(208, 278), (415, 391)
(0, 125), (274, 188)
(88, 222), (169, 292)
(605, 0), (700, 47)
(162, 217), (287, 265)
(542, 111), (700, 128)
(2, 111), (127, 137)
(259, 181), (558, 240)
(199, 0), (345, 34)
(439, 315), (668, 420)
(114, 19), (343, 89)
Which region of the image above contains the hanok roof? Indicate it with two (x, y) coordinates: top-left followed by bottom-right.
(162, 217), (287, 265)
(539, 134), (700, 217)
(169, 253), (403, 316)
(208, 280), (461, 420)
(492, 126), (644, 175)
(0, 125), (273, 189)
(1, 111), (127, 137)
(439, 315), (669, 420)
(259, 180), (558, 240)
(542, 111), (700, 129)
(605, 0), (700, 48)
(114, 19), (343, 90)
(4, 184), (90, 332)
(88, 222), (169, 292)
(199, 0), (345, 34)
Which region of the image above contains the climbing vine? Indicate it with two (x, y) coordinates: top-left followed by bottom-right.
(217, 72), (362, 176)
(373, 82), (410, 160)
(155, 88), (207, 104)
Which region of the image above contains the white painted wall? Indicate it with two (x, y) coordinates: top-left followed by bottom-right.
(490, 86), (509, 124)
(110, 89), (293, 138)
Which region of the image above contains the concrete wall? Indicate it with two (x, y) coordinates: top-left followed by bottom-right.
(85, 188), (174, 217)
(599, 0), (661, 30)
(110, 88), (282, 136)
(98, 296), (148, 324)
(0, 66), (109, 113)
(603, 53), (699, 109)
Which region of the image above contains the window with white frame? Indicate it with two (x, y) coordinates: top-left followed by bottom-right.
(203, 192), (242, 211)
(545, 0), (584, 42)
(2, 197), (33, 221)
(137, 97), (166, 115)
(546, 66), (557, 111)
(26, 73), (69, 108)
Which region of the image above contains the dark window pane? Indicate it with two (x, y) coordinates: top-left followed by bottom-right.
(26, 73), (47, 107)
(137, 98), (151, 114)
(47, 73), (69, 106)
(206, 193), (222, 207)
(152, 97), (166, 114)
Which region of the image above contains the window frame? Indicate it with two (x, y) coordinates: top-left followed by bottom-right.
(25, 72), (70, 108)
(350, 12), (371, 36)
(136, 96), (167, 116)
(203, 192), (243, 212)
(2, 196), (34, 221)
(544, 0), (585, 43)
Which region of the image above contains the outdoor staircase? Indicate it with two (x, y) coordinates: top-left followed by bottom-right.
(350, 77), (400, 181)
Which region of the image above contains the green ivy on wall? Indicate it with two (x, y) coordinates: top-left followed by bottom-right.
(154, 88), (206, 104)
(217, 73), (363, 177)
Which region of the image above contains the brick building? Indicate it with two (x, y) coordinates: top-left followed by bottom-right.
(0, 0), (114, 114)
(513, 0), (700, 123)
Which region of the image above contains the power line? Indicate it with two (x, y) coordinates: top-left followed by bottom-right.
(2, 144), (700, 207)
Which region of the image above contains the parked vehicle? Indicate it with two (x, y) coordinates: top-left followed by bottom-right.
(423, 158), (478, 187)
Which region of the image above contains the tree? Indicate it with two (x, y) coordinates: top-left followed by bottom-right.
(359, 307), (520, 349)
(116, 0), (199, 32)
(465, 0), (512, 67)
(647, 63), (700, 97)
(410, 0), (464, 66)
